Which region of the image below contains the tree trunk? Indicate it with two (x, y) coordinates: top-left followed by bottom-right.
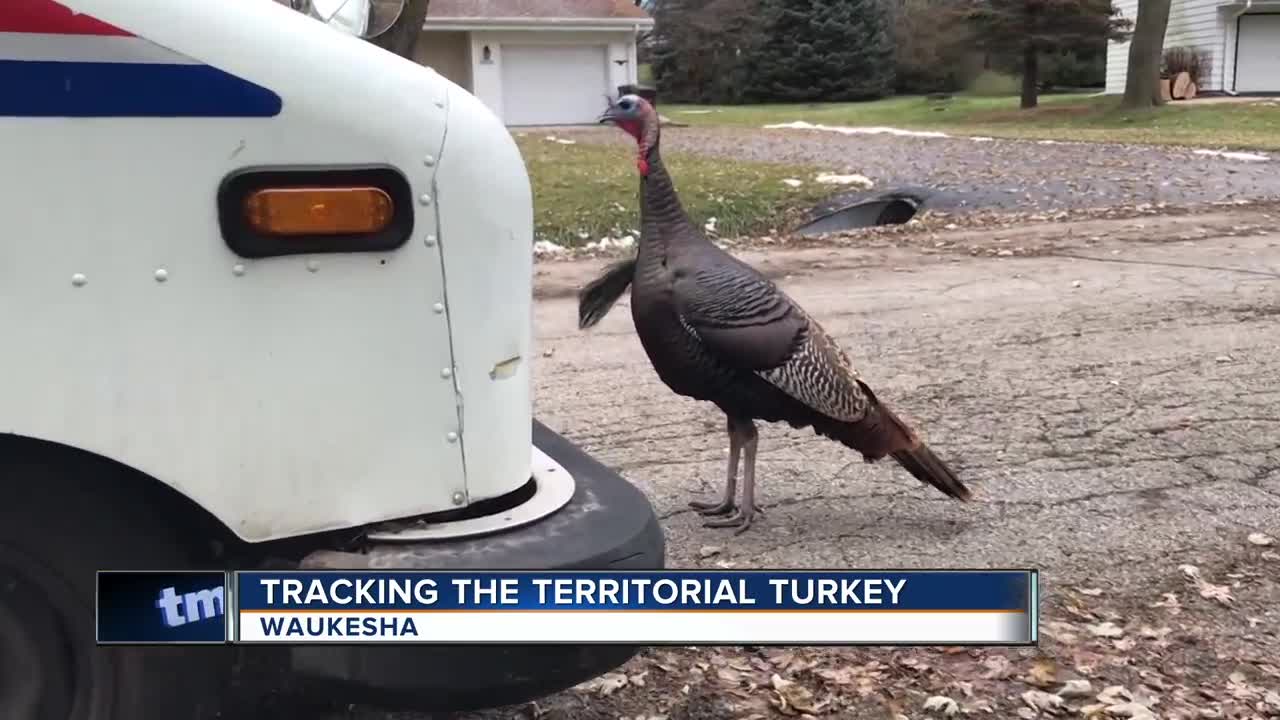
(367, 0), (431, 59)
(1120, 0), (1173, 110)
(1020, 45), (1039, 109)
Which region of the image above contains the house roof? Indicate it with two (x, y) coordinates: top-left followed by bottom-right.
(425, 0), (652, 23)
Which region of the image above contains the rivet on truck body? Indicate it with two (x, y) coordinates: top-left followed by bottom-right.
(306, 260), (319, 273)
(418, 193), (432, 206)
(232, 264), (246, 276)
(71, 273), (87, 287)
(425, 235), (437, 247)
(441, 367), (453, 379)
(432, 303), (445, 313)
(423, 155), (435, 167)
(154, 268), (169, 283)
(446, 431), (458, 443)
(451, 491), (465, 505)
(434, 99), (445, 109)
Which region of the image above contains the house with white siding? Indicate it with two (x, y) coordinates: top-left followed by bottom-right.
(414, 0), (654, 126)
(1105, 0), (1280, 95)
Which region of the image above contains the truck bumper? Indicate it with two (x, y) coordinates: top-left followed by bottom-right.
(285, 419), (665, 712)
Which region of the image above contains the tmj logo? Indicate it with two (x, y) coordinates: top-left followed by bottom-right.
(156, 585), (226, 628)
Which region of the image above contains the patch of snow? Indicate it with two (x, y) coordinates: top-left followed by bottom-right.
(583, 235), (636, 251)
(814, 172), (874, 188)
(781, 178), (804, 187)
(555, 138), (577, 145)
(969, 136), (995, 142)
(704, 217), (718, 233)
(1192, 148), (1269, 162)
(763, 120), (951, 138)
(677, 109), (716, 114)
(1037, 140), (1061, 145)
(533, 240), (566, 257)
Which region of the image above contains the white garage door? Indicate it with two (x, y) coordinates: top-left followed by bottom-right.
(500, 44), (609, 126)
(1236, 14), (1280, 93)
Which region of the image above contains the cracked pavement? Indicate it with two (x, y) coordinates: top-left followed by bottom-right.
(533, 212), (1280, 591)
(476, 209), (1280, 719)
(327, 210), (1280, 720)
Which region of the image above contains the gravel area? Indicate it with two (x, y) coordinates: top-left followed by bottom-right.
(549, 126), (1280, 215)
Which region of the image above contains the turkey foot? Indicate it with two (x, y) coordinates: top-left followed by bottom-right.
(689, 498), (736, 516)
(703, 507), (756, 535)
(701, 417), (761, 535)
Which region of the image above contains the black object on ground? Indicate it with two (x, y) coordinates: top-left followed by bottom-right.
(796, 187), (932, 237)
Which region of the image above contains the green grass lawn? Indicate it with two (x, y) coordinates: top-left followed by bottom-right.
(516, 134), (832, 247)
(665, 94), (1280, 150)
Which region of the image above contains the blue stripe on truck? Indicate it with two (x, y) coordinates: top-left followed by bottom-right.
(0, 60), (282, 117)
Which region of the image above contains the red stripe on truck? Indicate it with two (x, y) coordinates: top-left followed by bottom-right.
(0, 0), (133, 37)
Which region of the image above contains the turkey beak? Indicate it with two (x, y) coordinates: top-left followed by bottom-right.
(597, 108), (618, 125)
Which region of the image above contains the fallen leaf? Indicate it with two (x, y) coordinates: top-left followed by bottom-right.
(1023, 689), (1065, 712)
(1076, 587), (1104, 596)
(1247, 532), (1275, 546)
(1058, 679), (1093, 698)
(698, 545), (723, 558)
(1138, 626), (1172, 640)
(1089, 622), (1125, 638)
(923, 695), (960, 716)
(1027, 659), (1059, 687)
(813, 667), (857, 686)
(576, 672), (628, 696)
(982, 655), (1014, 679)
(1097, 686), (1134, 705)
(1078, 703), (1107, 718)
(1104, 702), (1156, 719)
(769, 673), (822, 715)
(1196, 581), (1234, 606)
(629, 671), (648, 688)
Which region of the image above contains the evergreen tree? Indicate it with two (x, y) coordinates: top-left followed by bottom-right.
(651, 0), (761, 103)
(746, 0), (897, 102)
(965, 0), (1131, 109)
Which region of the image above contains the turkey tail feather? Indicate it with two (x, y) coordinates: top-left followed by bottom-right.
(814, 395), (971, 501)
(891, 443), (971, 501)
(578, 257), (637, 330)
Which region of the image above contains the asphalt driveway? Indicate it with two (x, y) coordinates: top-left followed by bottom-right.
(313, 207), (1280, 720)
(500, 207), (1278, 720)
(551, 125), (1280, 215)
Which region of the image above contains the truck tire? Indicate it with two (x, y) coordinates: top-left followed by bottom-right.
(0, 448), (233, 720)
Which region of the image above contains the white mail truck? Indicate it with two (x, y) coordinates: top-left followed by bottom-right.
(0, 1), (664, 717)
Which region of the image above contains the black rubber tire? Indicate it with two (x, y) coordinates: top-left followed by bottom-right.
(287, 418), (666, 713)
(0, 447), (235, 720)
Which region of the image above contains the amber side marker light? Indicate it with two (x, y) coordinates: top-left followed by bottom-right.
(244, 186), (394, 236)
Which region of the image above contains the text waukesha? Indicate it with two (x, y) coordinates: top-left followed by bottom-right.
(258, 615), (418, 637)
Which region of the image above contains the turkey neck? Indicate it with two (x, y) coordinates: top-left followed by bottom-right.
(636, 142), (707, 281)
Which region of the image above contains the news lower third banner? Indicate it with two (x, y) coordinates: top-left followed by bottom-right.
(232, 570), (1038, 645)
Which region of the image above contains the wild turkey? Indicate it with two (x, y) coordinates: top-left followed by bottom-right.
(583, 94), (971, 534)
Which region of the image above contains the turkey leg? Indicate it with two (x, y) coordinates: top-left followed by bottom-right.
(688, 416), (741, 517)
(703, 419), (762, 534)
